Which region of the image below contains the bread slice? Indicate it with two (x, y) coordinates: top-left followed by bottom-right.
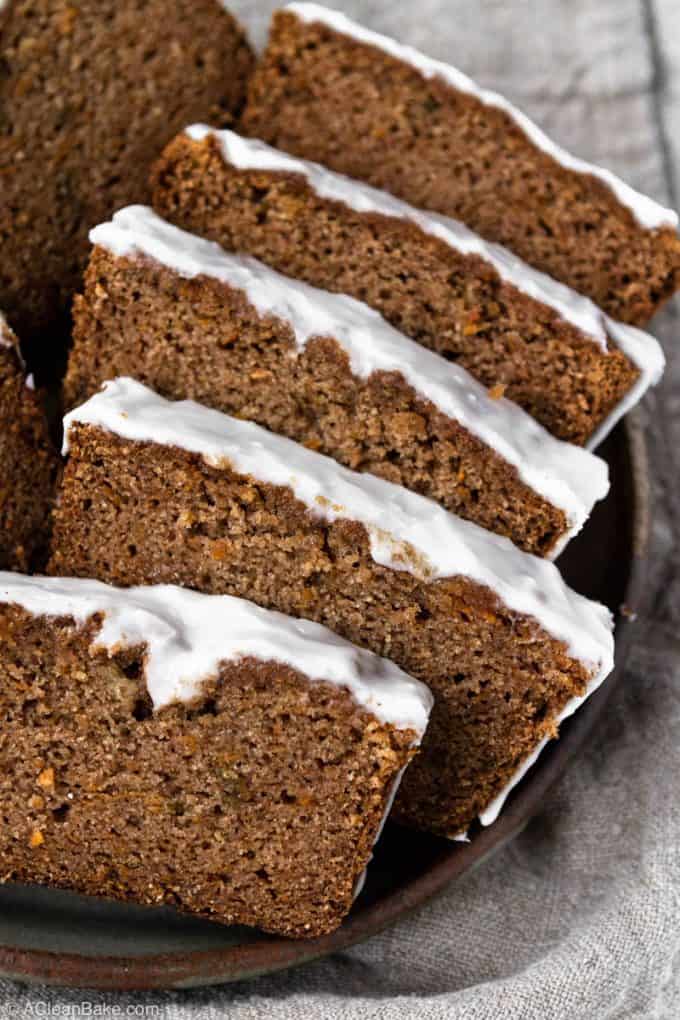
(151, 127), (664, 447)
(0, 0), (254, 361)
(241, 3), (680, 324)
(0, 314), (57, 569)
(0, 571), (430, 937)
(65, 206), (609, 558)
(48, 378), (615, 836)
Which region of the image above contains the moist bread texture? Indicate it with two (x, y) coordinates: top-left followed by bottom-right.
(0, 0), (254, 366)
(151, 130), (650, 446)
(0, 321), (57, 570)
(0, 577), (423, 937)
(67, 220), (607, 557)
(48, 388), (613, 836)
(241, 5), (680, 324)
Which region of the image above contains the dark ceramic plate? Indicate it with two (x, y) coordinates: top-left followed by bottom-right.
(0, 416), (650, 990)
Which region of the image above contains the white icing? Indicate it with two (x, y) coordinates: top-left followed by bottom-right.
(586, 317), (666, 451)
(184, 126), (666, 433)
(0, 571), (432, 736)
(91, 206), (610, 552)
(352, 868), (367, 900)
(286, 3), (679, 232)
(63, 378), (615, 685)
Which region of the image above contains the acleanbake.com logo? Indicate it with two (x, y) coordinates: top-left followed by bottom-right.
(1, 1003), (162, 1018)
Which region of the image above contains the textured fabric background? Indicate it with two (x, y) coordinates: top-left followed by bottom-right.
(2, 1), (679, 1016)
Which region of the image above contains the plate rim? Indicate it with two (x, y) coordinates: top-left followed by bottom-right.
(0, 415), (651, 991)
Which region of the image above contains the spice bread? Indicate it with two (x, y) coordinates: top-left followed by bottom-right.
(48, 378), (615, 837)
(65, 206), (610, 558)
(151, 127), (664, 447)
(0, 572), (430, 937)
(0, 0), (254, 365)
(0, 315), (57, 570)
(241, 3), (680, 324)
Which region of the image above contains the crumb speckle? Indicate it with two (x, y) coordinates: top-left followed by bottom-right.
(37, 767), (55, 791)
(29, 829), (44, 849)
